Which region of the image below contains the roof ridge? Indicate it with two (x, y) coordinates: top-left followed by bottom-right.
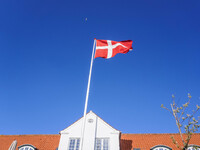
(122, 133), (200, 135)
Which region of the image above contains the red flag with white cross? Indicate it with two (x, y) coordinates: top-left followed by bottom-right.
(94, 40), (133, 59)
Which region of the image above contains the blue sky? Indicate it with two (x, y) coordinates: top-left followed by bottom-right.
(0, 0), (200, 135)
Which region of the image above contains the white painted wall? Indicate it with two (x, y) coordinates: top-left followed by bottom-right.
(58, 111), (120, 150)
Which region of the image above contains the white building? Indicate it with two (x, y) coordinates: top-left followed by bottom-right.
(58, 111), (120, 150)
(1, 111), (200, 150)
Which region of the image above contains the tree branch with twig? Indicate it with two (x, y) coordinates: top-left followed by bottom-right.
(161, 94), (200, 150)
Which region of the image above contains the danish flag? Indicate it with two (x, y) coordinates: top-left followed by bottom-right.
(94, 40), (133, 59)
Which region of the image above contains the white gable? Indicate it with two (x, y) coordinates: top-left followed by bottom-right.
(58, 111), (120, 150)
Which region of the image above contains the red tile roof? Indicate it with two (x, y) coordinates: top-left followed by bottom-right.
(0, 133), (200, 150)
(121, 133), (200, 150)
(0, 134), (60, 150)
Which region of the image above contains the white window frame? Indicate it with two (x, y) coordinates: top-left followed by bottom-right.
(188, 145), (200, 150)
(18, 144), (35, 150)
(68, 138), (80, 150)
(151, 145), (171, 150)
(95, 138), (109, 150)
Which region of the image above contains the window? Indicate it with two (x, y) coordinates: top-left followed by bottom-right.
(18, 144), (35, 150)
(134, 148), (141, 150)
(68, 138), (80, 150)
(95, 138), (109, 150)
(188, 145), (200, 150)
(151, 145), (171, 150)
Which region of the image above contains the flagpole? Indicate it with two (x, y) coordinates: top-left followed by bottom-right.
(80, 39), (96, 150)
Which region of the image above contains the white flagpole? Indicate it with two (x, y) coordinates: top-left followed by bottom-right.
(80, 39), (96, 150)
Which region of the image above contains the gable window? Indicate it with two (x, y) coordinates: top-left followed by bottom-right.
(18, 144), (36, 150)
(95, 138), (109, 150)
(68, 138), (80, 150)
(151, 145), (171, 150)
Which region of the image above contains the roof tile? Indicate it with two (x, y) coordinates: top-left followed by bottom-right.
(121, 133), (200, 150)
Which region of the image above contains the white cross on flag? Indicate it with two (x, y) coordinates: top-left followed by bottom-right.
(94, 39), (133, 59)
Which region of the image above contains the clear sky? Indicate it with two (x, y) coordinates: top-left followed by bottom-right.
(0, 0), (200, 135)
